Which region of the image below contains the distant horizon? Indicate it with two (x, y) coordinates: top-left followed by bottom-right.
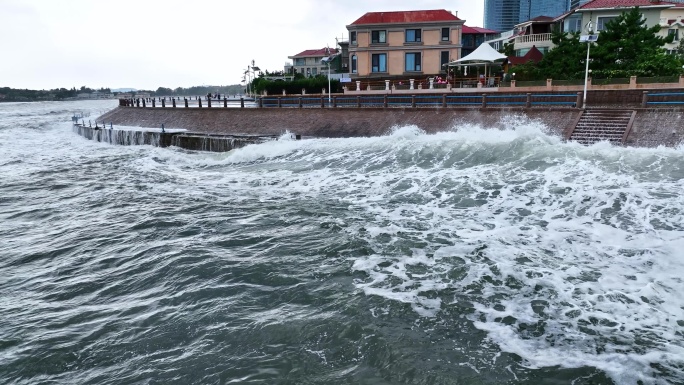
(1, 84), (246, 93)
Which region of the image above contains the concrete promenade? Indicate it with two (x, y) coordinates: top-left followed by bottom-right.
(97, 101), (684, 148)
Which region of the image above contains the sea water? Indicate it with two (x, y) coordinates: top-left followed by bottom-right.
(1, 100), (683, 385)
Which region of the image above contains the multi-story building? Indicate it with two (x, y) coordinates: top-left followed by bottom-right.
(346, 9), (464, 79)
(484, 0), (592, 32)
(462, 26), (498, 57)
(659, 4), (684, 54)
(288, 48), (339, 77)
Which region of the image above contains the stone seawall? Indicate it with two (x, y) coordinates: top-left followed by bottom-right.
(95, 106), (684, 148)
(98, 107), (579, 138)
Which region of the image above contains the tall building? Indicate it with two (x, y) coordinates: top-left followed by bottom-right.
(346, 10), (464, 79)
(484, 0), (590, 32)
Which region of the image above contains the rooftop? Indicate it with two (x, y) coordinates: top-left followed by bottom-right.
(289, 48), (339, 58)
(579, 0), (679, 9)
(350, 9), (460, 25)
(462, 25), (499, 34)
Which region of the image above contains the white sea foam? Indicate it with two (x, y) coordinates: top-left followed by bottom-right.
(38, 106), (684, 383)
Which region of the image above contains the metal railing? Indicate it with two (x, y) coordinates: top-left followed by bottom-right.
(642, 91), (684, 106)
(255, 93), (580, 109)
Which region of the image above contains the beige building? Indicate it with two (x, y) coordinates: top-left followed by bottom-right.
(658, 6), (684, 54)
(346, 10), (465, 79)
(288, 48), (339, 77)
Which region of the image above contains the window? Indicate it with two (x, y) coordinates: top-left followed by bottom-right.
(371, 53), (387, 72)
(405, 53), (421, 72)
(565, 17), (582, 33)
(669, 28), (679, 41)
(371, 30), (386, 43)
(596, 16), (616, 31)
(441, 27), (450, 41)
(406, 29), (422, 42)
(294, 58), (305, 66)
(440, 51), (450, 69)
(350, 31), (357, 44)
(351, 55), (357, 73)
(312, 68), (317, 76)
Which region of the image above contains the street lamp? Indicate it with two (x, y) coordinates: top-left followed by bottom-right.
(321, 53), (333, 105)
(580, 21), (598, 109)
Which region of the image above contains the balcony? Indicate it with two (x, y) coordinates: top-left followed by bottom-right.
(515, 33), (552, 44)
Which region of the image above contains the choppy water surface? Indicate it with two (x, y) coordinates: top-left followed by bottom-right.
(1, 100), (684, 385)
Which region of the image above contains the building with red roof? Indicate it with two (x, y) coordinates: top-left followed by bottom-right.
(288, 48), (339, 77)
(575, 0), (684, 54)
(346, 9), (465, 79)
(462, 26), (498, 57)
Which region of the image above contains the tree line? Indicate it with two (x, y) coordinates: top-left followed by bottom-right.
(0, 86), (111, 102)
(151, 85), (244, 97)
(510, 7), (683, 81)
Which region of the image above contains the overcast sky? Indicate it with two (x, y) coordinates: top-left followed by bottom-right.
(0, 0), (484, 91)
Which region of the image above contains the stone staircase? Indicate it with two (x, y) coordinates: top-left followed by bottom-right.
(568, 109), (636, 145)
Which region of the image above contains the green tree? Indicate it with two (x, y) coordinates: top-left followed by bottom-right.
(155, 87), (174, 96)
(591, 7), (679, 77)
(537, 28), (585, 79)
(499, 42), (515, 57)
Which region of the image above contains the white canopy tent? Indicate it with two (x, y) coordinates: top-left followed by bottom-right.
(446, 43), (507, 85)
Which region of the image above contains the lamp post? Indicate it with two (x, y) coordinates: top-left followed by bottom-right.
(580, 22), (597, 109)
(322, 51), (333, 105)
(326, 60), (331, 105)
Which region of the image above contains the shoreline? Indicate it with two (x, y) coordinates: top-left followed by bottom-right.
(90, 105), (684, 150)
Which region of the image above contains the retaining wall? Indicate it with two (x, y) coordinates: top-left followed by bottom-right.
(98, 107), (579, 138)
(95, 106), (684, 148)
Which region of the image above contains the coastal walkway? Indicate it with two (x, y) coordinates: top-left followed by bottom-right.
(87, 89), (684, 151)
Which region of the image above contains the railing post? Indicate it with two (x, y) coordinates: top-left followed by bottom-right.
(162, 99), (165, 108)
(630, 76), (637, 89)
(481, 94), (487, 108)
(172, 99), (176, 108)
(145, 99), (149, 108)
(410, 79), (415, 90)
(258, 97), (263, 108)
(207, 97), (211, 108)
(184, 98), (188, 108)
(357, 96), (361, 108)
(642, 91), (649, 108)
(385, 80), (390, 91)
(332, 96), (337, 108)
(298, 97), (303, 108)
(442, 94), (446, 108)
(240, 97), (244, 108)
(384, 94), (388, 108)
(278, 97), (282, 108)
(511, 80), (516, 88)
(356, 81), (361, 91)
(321, 96), (325, 108)
(411, 95), (416, 108)
(224, 98), (227, 108)
(546, 79), (552, 90)
(198, 98), (202, 108)
(526, 93), (532, 108)
(576, 92), (582, 108)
